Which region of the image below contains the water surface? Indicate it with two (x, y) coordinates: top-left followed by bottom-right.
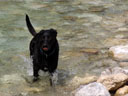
(0, 0), (128, 95)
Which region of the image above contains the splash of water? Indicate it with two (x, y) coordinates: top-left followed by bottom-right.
(18, 55), (33, 76)
(51, 70), (58, 85)
(18, 55), (59, 83)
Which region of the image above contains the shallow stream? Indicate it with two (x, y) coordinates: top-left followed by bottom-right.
(0, 0), (128, 96)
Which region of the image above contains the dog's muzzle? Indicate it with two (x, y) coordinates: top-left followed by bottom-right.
(43, 47), (48, 51)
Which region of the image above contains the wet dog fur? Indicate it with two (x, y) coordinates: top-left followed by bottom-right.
(26, 14), (59, 85)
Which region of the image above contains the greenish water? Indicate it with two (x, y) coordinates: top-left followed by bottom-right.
(0, 0), (128, 96)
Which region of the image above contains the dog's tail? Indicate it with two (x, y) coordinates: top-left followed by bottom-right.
(26, 14), (37, 36)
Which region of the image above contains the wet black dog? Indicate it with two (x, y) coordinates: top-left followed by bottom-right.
(26, 14), (59, 85)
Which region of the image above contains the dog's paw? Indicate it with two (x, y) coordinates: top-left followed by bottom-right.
(33, 77), (39, 82)
(50, 71), (58, 86)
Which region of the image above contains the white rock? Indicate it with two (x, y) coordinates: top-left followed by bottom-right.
(75, 82), (110, 96)
(109, 45), (128, 61)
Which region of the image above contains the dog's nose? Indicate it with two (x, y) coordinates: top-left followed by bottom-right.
(43, 44), (48, 48)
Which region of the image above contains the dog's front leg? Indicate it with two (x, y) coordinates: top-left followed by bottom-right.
(33, 64), (40, 82)
(49, 73), (53, 86)
(33, 70), (39, 82)
(49, 71), (58, 86)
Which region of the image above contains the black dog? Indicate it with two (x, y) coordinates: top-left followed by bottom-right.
(25, 14), (59, 85)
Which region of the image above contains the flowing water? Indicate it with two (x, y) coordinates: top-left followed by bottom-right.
(0, 0), (128, 96)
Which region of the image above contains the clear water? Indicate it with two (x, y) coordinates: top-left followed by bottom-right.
(0, 0), (128, 95)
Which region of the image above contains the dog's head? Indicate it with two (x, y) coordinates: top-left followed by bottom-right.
(26, 14), (57, 52)
(37, 29), (57, 51)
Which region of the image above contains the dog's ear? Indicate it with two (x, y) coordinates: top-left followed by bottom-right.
(50, 28), (57, 37)
(26, 14), (37, 36)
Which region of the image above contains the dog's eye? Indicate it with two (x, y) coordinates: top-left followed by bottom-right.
(42, 36), (45, 40)
(47, 36), (52, 40)
(42, 36), (51, 41)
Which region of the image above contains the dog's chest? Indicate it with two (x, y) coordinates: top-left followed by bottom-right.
(41, 55), (48, 65)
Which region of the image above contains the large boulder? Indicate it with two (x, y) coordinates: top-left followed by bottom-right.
(97, 67), (128, 91)
(97, 73), (128, 91)
(75, 82), (110, 96)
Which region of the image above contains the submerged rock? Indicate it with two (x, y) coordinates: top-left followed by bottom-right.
(69, 75), (97, 89)
(104, 38), (128, 47)
(109, 45), (128, 61)
(120, 62), (128, 67)
(75, 82), (110, 96)
(80, 48), (98, 54)
(88, 6), (106, 12)
(101, 16), (126, 30)
(0, 92), (11, 96)
(115, 86), (128, 96)
(0, 74), (25, 84)
(77, 13), (102, 23)
(115, 27), (128, 33)
(100, 67), (128, 76)
(97, 67), (128, 91)
(25, 87), (43, 93)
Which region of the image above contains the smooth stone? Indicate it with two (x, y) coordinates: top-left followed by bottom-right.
(25, 87), (43, 93)
(88, 6), (106, 12)
(75, 82), (110, 96)
(115, 86), (128, 96)
(80, 48), (98, 54)
(63, 16), (78, 21)
(109, 45), (128, 61)
(69, 75), (97, 89)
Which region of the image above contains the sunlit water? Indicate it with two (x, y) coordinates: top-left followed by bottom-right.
(0, 0), (128, 95)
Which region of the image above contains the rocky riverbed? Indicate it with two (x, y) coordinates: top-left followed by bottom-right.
(1, 0), (128, 96)
(74, 67), (128, 96)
